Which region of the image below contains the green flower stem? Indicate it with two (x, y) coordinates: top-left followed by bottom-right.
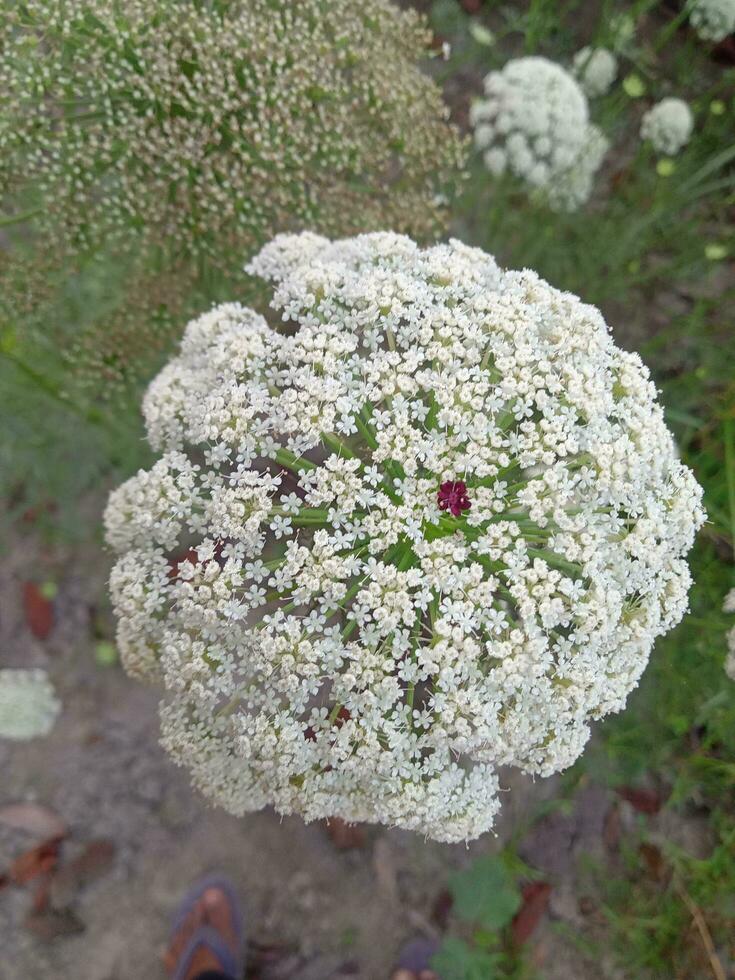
(263, 555), (287, 571)
(322, 432), (357, 459)
(339, 539), (411, 640)
(342, 619), (358, 641)
(396, 546), (417, 571)
(653, 7), (689, 52)
(327, 701), (344, 726)
(273, 448), (317, 473)
(526, 548), (582, 577)
(0, 206), (42, 227)
(270, 506), (328, 519)
(1, 350), (126, 436)
(355, 409), (379, 450)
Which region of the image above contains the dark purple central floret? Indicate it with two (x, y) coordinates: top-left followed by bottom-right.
(437, 480), (471, 517)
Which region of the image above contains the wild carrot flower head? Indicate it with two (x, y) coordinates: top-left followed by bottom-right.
(470, 57), (608, 211)
(105, 232), (704, 842)
(641, 98), (695, 156)
(572, 47), (618, 98)
(688, 0), (735, 42)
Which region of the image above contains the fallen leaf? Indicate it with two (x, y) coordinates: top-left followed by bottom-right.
(245, 940), (301, 977)
(25, 908), (84, 942)
(0, 803), (66, 840)
(617, 786), (663, 815)
(324, 817), (366, 850)
(31, 874), (53, 914)
(21, 501), (57, 525)
(639, 842), (666, 882)
(610, 168), (631, 190)
(511, 881), (552, 945)
(578, 895), (597, 916)
(23, 582), (54, 639)
(712, 35), (735, 66)
(431, 888), (454, 931)
(9, 837), (62, 885)
(49, 839), (115, 908)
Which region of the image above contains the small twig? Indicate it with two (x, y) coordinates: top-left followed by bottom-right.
(673, 876), (726, 980)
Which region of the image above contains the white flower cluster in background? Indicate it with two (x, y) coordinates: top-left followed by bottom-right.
(572, 47), (618, 98)
(546, 125), (610, 213)
(723, 589), (735, 681)
(471, 57), (608, 211)
(689, 0), (735, 42)
(610, 12), (637, 52)
(0, 669), (60, 740)
(106, 231), (704, 842)
(641, 98), (695, 156)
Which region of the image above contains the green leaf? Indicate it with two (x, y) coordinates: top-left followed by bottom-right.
(469, 23), (495, 46)
(431, 936), (502, 980)
(39, 581), (58, 600)
(449, 855), (521, 930)
(94, 641), (118, 667)
(622, 74), (645, 98)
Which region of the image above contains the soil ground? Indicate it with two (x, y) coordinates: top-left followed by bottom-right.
(0, 517), (711, 980)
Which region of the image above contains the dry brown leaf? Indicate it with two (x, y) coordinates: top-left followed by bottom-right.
(9, 837), (62, 885)
(430, 889), (453, 931)
(23, 582), (54, 639)
(639, 842), (666, 882)
(0, 803), (66, 840)
(512, 881), (552, 946)
(324, 817), (366, 850)
(49, 839), (115, 908)
(617, 786), (663, 815)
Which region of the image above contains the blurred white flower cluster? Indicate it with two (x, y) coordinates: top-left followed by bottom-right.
(471, 57), (608, 211)
(0, 669), (60, 741)
(106, 231), (704, 842)
(723, 589), (735, 681)
(572, 47), (618, 98)
(688, 0), (735, 42)
(641, 98), (694, 156)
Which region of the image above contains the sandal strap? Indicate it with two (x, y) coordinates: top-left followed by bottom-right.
(172, 924), (239, 980)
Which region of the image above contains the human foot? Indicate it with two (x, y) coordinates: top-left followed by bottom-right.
(164, 879), (243, 980)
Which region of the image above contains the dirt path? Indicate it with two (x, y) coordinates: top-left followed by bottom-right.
(0, 520), (629, 980)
